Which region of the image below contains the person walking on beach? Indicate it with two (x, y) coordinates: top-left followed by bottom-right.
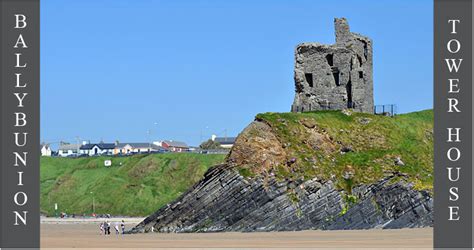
(114, 222), (120, 235)
(120, 220), (125, 234)
(103, 221), (108, 235)
(104, 220), (111, 235)
(99, 222), (104, 235)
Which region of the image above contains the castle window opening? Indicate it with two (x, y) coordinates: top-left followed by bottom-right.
(332, 71), (340, 86)
(363, 41), (368, 59)
(305, 73), (314, 87)
(359, 71), (363, 78)
(326, 54), (334, 66)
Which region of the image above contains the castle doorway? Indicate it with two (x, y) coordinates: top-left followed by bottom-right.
(346, 80), (353, 108)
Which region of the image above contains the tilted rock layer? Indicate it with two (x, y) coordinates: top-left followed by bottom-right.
(130, 111), (433, 233)
(130, 165), (432, 233)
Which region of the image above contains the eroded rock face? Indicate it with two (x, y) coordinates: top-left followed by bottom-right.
(291, 18), (374, 113)
(129, 168), (432, 233)
(226, 121), (287, 173)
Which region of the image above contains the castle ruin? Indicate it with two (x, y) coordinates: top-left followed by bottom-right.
(291, 18), (374, 113)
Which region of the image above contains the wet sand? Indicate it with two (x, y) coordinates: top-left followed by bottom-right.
(41, 220), (433, 249)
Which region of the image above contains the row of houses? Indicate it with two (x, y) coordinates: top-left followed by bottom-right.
(40, 135), (237, 157)
(41, 140), (191, 157)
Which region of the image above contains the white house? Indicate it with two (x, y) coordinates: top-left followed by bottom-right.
(211, 135), (237, 149)
(40, 143), (52, 157)
(58, 143), (81, 157)
(114, 143), (166, 155)
(80, 143), (115, 156)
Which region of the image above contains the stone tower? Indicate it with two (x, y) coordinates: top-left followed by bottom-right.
(291, 18), (374, 113)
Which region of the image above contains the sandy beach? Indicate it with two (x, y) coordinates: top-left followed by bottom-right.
(40, 218), (433, 249)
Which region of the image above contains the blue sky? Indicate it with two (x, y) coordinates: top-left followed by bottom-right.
(41, 0), (433, 147)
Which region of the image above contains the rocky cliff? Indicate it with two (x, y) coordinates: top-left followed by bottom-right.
(130, 110), (433, 233)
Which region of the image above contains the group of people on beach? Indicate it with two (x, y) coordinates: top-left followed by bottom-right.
(100, 220), (125, 235)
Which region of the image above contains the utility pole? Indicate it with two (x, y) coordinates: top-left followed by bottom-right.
(200, 126), (209, 143)
(147, 129), (151, 153)
(90, 192), (95, 215)
(145, 122), (159, 153)
(76, 136), (80, 155)
(54, 203), (58, 218)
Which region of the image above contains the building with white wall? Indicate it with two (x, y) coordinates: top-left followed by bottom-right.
(80, 143), (115, 156)
(58, 143), (81, 157)
(211, 135), (236, 149)
(40, 143), (52, 157)
(114, 142), (165, 155)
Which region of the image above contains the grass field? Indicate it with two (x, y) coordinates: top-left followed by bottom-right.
(40, 153), (225, 216)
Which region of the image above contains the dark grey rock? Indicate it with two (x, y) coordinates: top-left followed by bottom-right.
(129, 165), (432, 234)
(340, 145), (353, 153)
(358, 117), (372, 125)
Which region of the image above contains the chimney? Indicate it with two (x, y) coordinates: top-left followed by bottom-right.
(334, 17), (351, 45)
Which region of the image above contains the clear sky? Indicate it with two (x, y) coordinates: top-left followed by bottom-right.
(41, 0), (433, 147)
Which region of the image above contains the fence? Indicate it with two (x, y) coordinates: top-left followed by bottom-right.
(374, 104), (397, 117)
(198, 149), (230, 155)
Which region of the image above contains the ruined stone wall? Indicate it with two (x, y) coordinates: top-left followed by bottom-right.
(291, 18), (374, 113)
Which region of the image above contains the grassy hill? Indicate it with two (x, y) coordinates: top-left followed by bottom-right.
(40, 153), (225, 216)
(233, 109), (433, 193)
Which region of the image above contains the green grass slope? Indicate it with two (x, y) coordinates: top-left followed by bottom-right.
(247, 109), (433, 192)
(40, 153), (225, 216)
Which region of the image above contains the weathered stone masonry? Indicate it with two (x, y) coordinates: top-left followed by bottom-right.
(291, 18), (374, 113)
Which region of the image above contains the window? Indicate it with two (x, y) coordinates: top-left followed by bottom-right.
(326, 54), (334, 66)
(359, 71), (363, 78)
(305, 73), (313, 87)
(333, 72), (340, 86)
(363, 41), (368, 59)
(331, 67), (340, 86)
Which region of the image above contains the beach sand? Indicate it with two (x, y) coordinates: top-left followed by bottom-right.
(41, 218), (433, 249)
